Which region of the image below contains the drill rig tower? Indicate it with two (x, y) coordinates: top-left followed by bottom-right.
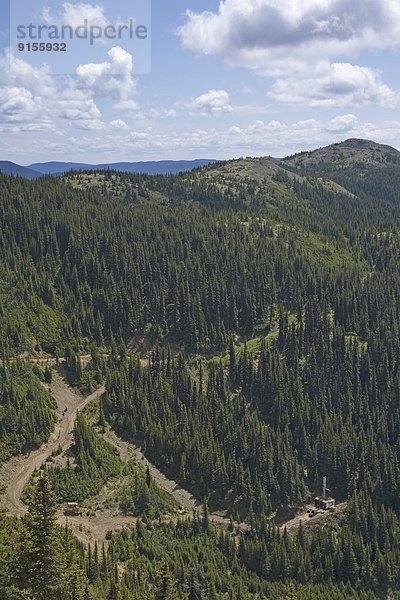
(314, 476), (335, 510)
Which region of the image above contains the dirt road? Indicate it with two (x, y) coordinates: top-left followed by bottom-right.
(3, 368), (345, 547)
(0, 376), (105, 516)
(103, 429), (201, 511)
(0, 371), (247, 545)
(101, 428), (248, 533)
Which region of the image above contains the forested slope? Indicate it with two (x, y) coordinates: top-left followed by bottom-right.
(2, 140), (400, 597)
(284, 138), (400, 205)
(1, 153), (397, 357)
(0, 362), (56, 464)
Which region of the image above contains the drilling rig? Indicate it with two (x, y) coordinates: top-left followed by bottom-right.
(314, 476), (335, 510)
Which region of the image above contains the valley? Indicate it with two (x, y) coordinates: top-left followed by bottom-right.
(0, 365), (247, 547)
(1, 138), (400, 598)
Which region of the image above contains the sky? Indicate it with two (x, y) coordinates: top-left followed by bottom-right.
(1, 0), (400, 164)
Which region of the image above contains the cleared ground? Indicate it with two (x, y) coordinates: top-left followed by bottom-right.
(281, 502), (347, 536)
(0, 369), (243, 545)
(1, 366), (344, 545)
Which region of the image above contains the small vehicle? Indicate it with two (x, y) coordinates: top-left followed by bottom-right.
(64, 502), (81, 516)
(307, 508), (317, 518)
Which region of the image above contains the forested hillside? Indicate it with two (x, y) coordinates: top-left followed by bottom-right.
(2, 139), (400, 598)
(1, 151), (398, 357)
(0, 473), (383, 599)
(0, 362), (56, 464)
(284, 138), (400, 205)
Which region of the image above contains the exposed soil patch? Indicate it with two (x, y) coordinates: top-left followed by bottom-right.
(281, 502), (347, 536)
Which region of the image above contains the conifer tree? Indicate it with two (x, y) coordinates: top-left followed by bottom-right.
(17, 474), (64, 600)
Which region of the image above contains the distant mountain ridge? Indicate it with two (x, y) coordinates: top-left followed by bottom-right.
(0, 159), (217, 179)
(2, 138), (400, 207)
(0, 161), (43, 180)
(33, 159), (217, 176)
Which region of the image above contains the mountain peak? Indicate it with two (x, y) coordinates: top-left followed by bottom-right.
(281, 138), (400, 204)
(283, 138), (400, 170)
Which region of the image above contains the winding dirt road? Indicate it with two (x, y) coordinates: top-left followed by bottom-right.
(0, 371), (244, 545)
(0, 376), (105, 516)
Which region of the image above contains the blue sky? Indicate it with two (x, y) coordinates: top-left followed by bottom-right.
(1, 0), (400, 164)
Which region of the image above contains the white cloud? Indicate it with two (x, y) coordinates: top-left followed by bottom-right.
(179, 0), (400, 75)
(110, 119), (129, 129)
(0, 87), (41, 123)
(58, 97), (101, 121)
(328, 114), (359, 132)
(189, 89), (232, 115)
(129, 108), (177, 121)
(179, 0), (400, 107)
(0, 52), (54, 97)
(0, 51), (104, 131)
(3, 112), (400, 163)
(115, 100), (139, 110)
(270, 63), (400, 108)
(103, 115), (400, 157)
(0, 45), (140, 132)
(0, 54), (54, 128)
(76, 46), (137, 100)
(0, 48), (188, 140)
(74, 118), (105, 130)
(149, 108), (177, 119)
(43, 2), (108, 28)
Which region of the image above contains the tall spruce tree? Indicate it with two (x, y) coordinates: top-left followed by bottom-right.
(17, 474), (64, 599)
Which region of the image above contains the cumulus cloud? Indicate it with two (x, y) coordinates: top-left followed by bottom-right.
(0, 45), (141, 132)
(0, 52), (104, 130)
(327, 114), (359, 132)
(0, 52), (54, 96)
(42, 2), (109, 28)
(74, 118), (105, 130)
(0, 54), (55, 128)
(100, 114), (397, 158)
(270, 63), (400, 108)
(0, 48), (183, 139)
(110, 118), (129, 129)
(149, 108), (177, 119)
(131, 108), (177, 121)
(179, 0), (400, 75)
(0, 87), (41, 123)
(115, 100), (139, 110)
(71, 116), (358, 155)
(76, 46), (137, 100)
(3, 111), (400, 163)
(58, 95), (102, 121)
(189, 89), (232, 115)
(179, 0), (400, 107)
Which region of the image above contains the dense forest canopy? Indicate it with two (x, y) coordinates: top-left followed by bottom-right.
(1, 152), (399, 357)
(2, 139), (400, 598)
(0, 362), (55, 464)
